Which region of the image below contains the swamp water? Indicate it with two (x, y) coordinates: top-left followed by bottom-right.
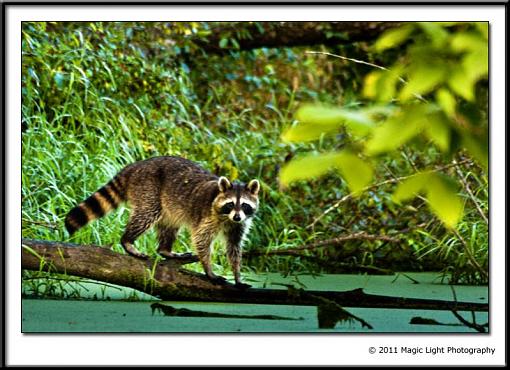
(22, 273), (488, 333)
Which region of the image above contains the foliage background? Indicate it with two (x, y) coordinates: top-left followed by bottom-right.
(21, 22), (488, 297)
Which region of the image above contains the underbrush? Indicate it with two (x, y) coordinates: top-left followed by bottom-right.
(22, 22), (488, 298)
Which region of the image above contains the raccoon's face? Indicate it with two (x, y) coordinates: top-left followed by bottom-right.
(213, 176), (260, 223)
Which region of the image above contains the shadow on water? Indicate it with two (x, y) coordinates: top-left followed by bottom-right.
(22, 272), (488, 333)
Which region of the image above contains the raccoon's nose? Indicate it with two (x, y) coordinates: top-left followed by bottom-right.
(233, 214), (241, 222)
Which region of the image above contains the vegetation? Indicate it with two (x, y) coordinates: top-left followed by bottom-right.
(22, 22), (488, 299)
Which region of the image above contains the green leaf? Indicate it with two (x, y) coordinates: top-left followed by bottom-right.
(363, 70), (383, 99)
(426, 174), (464, 229)
(333, 110), (376, 136)
(423, 113), (451, 152)
(231, 38), (240, 49)
(378, 72), (400, 102)
(393, 172), (464, 229)
(335, 151), (373, 194)
(283, 105), (375, 142)
(392, 172), (430, 203)
(365, 106), (427, 155)
(437, 22), (460, 27)
(282, 121), (340, 143)
(279, 150), (373, 194)
(295, 105), (346, 126)
(279, 152), (341, 186)
(418, 22), (449, 47)
(436, 88), (456, 117)
(450, 31), (487, 53)
(448, 69), (475, 101)
(374, 25), (414, 52)
(219, 38), (228, 48)
(448, 33), (488, 93)
(375, 66), (404, 102)
(462, 47), (488, 81)
(399, 64), (446, 101)
(462, 133), (488, 170)
(364, 105), (397, 119)
(475, 22), (488, 40)
(364, 67), (404, 102)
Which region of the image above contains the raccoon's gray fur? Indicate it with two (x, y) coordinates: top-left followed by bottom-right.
(65, 156), (260, 287)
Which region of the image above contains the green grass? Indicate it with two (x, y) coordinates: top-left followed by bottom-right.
(22, 22), (489, 298)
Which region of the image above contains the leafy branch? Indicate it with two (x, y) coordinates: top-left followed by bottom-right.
(307, 158), (473, 229)
(280, 22), (488, 230)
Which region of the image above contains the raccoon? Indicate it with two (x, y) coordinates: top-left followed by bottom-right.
(65, 156), (260, 288)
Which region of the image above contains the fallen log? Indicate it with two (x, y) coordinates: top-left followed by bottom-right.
(21, 238), (488, 312)
(191, 22), (403, 55)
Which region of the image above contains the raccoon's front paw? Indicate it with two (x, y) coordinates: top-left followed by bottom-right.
(129, 251), (149, 259)
(207, 274), (228, 285)
(159, 251), (194, 259)
(234, 282), (252, 290)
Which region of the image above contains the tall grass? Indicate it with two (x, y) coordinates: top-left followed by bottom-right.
(22, 22), (318, 279)
(22, 22), (488, 298)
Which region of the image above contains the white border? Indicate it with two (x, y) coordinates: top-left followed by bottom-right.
(7, 5), (506, 366)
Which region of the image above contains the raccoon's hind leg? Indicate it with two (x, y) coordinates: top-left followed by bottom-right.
(156, 223), (193, 259)
(121, 205), (161, 259)
(156, 224), (177, 258)
(191, 222), (227, 285)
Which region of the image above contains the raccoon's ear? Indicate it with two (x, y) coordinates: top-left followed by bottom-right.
(247, 179), (260, 195)
(218, 176), (232, 192)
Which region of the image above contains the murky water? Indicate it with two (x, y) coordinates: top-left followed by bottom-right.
(22, 272), (488, 333)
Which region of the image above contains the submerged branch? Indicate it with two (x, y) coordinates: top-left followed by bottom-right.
(151, 302), (303, 321)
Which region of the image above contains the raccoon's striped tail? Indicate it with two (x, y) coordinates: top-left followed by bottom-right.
(65, 176), (126, 235)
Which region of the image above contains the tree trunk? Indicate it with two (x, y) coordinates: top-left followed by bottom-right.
(21, 238), (488, 312)
(192, 22), (403, 55)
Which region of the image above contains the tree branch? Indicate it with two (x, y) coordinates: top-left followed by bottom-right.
(307, 159), (474, 229)
(21, 238), (488, 312)
(192, 22), (403, 55)
(305, 50), (427, 102)
(244, 232), (400, 257)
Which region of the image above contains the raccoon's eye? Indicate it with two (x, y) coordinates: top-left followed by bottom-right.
(241, 203), (254, 216)
(220, 202), (235, 214)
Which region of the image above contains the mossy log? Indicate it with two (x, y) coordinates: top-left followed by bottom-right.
(21, 238), (488, 312)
